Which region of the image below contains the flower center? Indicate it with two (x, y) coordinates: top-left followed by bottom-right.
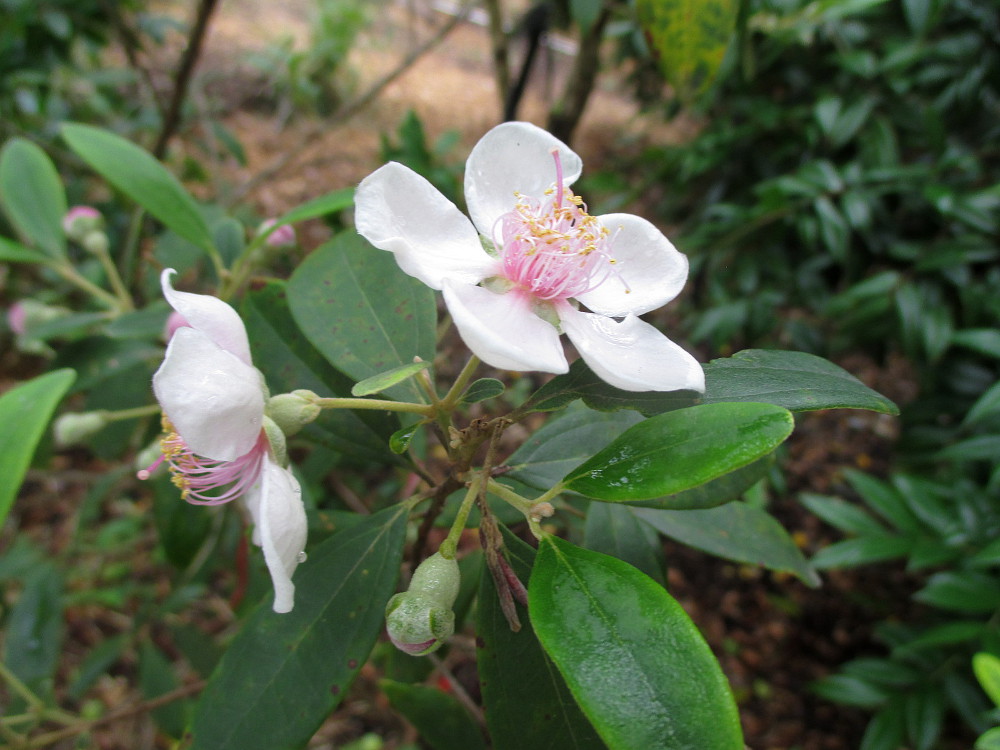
(138, 417), (268, 505)
(494, 149), (624, 302)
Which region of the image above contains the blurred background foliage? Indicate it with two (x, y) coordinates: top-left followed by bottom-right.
(1, 0), (999, 748)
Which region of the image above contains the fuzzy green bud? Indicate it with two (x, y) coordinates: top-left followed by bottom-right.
(54, 412), (108, 447)
(385, 552), (461, 655)
(266, 391), (320, 437)
(261, 415), (288, 467)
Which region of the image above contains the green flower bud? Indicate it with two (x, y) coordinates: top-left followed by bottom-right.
(54, 412), (107, 447)
(81, 230), (110, 255)
(385, 552), (460, 655)
(266, 391), (320, 437)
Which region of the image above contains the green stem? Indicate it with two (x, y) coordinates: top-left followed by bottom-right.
(0, 661), (45, 711)
(439, 355), (481, 410)
(313, 396), (434, 416)
(486, 478), (550, 538)
(93, 247), (134, 311)
(439, 477), (480, 560)
(48, 261), (123, 312)
(98, 403), (161, 423)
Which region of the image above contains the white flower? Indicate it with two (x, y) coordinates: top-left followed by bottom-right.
(355, 121), (704, 393)
(145, 269), (307, 613)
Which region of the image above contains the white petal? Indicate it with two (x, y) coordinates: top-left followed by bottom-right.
(161, 269), (253, 366)
(464, 122), (583, 236)
(442, 280), (568, 374)
(355, 162), (497, 289)
(251, 457), (307, 614)
(559, 307), (705, 393)
(575, 214), (690, 317)
(152, 327), (266, 460)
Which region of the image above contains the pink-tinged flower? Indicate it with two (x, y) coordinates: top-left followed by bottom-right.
(7, 302), (27, 335)
(258, 219), (297, 248)
(355, 122), (704, 392)
(63, 205), (103, 240)
(145, 268), (307, 612)
(163, 310), (190, 342)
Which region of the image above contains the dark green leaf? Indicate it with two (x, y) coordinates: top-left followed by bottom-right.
(860, 700), (906, 750)
(478, 529), (606, 750)
(812, 674), (889, 708)
(904, 686), (945, 750)
(61, 123), (214, 254)
(634, 503), (819, 586)
(810, 535), (913, 569)
(0, 369), (76, 527)
(212, 216), (245, 266)
(951, 329), (1000, 359)
(461, 378), (505, 404)
(529, 536), (743, 750)
(139, 641), (186, 738)
(104, 305), (170, 339)
(276, 187), (354, 225)
(288, 232), (436, 402)
(702, 350), (899, 414)
(799, 492), (887, 535)
(584, 504), (665, 585)
(915, 571), (1000, 614)
(188, 505), (409, 750)
(0, 138), (66, 257)
(563, 403), (794, 502)
(3, 563), (64, 702)
(381, 679), (486, 750)
(626, 455), (773, 511)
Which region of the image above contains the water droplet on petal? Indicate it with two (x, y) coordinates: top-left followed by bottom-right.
(297, 550), (308, 563)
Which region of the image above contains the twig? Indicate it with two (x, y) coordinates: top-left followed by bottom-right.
(22, 681), (205, 749)
(224, 0), (473, 207)
(152, 0), (221, 159)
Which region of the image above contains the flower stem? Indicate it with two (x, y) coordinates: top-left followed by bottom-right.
(92, 246), (134, 311)
(313, 396), (434, 416)
(439, 355), (481, 410)
(487, 478), (557, 539)
(439, 477), (480, 560)
(48, 261), (123, 312)
(98, 403), (161, 423)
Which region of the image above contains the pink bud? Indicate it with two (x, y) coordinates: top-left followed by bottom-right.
(7, 302), (27, 335)
(259, 219), (296, 248)
(163, 310), (190, 341)
(63, 206), (103, 240)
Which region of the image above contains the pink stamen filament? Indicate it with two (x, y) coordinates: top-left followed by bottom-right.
(494, 149), (626, 302)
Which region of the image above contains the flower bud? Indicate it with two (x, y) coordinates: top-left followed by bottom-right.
(385, 552), (460, 656)
(54, 412), (108, 447)
(6, 299), (71, 336)
(63, 206), (104, 242)
(266, 391), (320, 437)
(81, 230), (110, 256)
(258, 219), (297, 248)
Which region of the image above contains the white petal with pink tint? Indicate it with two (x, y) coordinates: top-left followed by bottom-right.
(464, 122), (582, 236)
(153, 327), (266, 461)
(559, 307), (704, 393)
(442, 281), (568, 374)
(355, 162), (497, 289)
(161, 269), (253, 365)
(245, 457), (307, 613)
(575, 214), (690, 318)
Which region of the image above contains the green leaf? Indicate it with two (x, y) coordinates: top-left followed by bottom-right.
(702, 350), (899, 414)
(188, 505), (409, 750)
(60, 123), (214, 254)
(507, 405), (643, 491)
(626, 455), (774, 511)
(517, 358), (698, 417)
(636, 0), (739, 102)
(529, 536), (743, 750)
(813, 674), (889, 708)
(964, 381), (1000, 426)
(351, 361), (432, 397)
(809, 535), (912, 569)
(634, 503), (820, 586)
(0, 369), (76, 527)
(104, 305), (170, 339)
(915, 571), (1000, 614)
(276, 187), (355, 225)
(288, 232), (436, 402)
(3, 563), (64, 703)
(563, 403), (794, 502)
(242, 280), (396, 463)
(139, 641), (186, 738)
(584, 504), (665, 586)
(570, 0), (602, 30)
(461, 378), (505, 404)
(799, 493), (887, 536)
(0, 138), (67, 257)
(951, 329), (1000, 359)
(0, 235), (50, 264)
(976, 727), (1000, 750)
(476, 527), (606, 750)
(390, 422), (424, 455)
(381, 679), (486, 750)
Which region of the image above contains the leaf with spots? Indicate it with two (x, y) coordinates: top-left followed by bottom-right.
(288, 232), (437, 402)
(529, 535), (743, 750)
(188, 505), (409, 750)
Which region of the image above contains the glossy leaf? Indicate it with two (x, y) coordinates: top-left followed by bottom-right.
(0, 369), (76, 527)
(188, 505), (409, 750)
(529, 536), (743, 750)
(242, 280), (395, 463)
(61, 123), (214, 254)
(351, 361), (431, 397)
(288, 232), (437, 402)
(634, 503), (820, 586)
(0, 138), (67, 257)
(636, 0), (739, 102)
(381, 679), (486, 750)
(477, 527), (607, 750)
(584, 503), (665, 586)
(626, 454), (773, 510)
(507, 405), (642, 491)
(563, 402), (794, 502)
(702, 349), (899, 414)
